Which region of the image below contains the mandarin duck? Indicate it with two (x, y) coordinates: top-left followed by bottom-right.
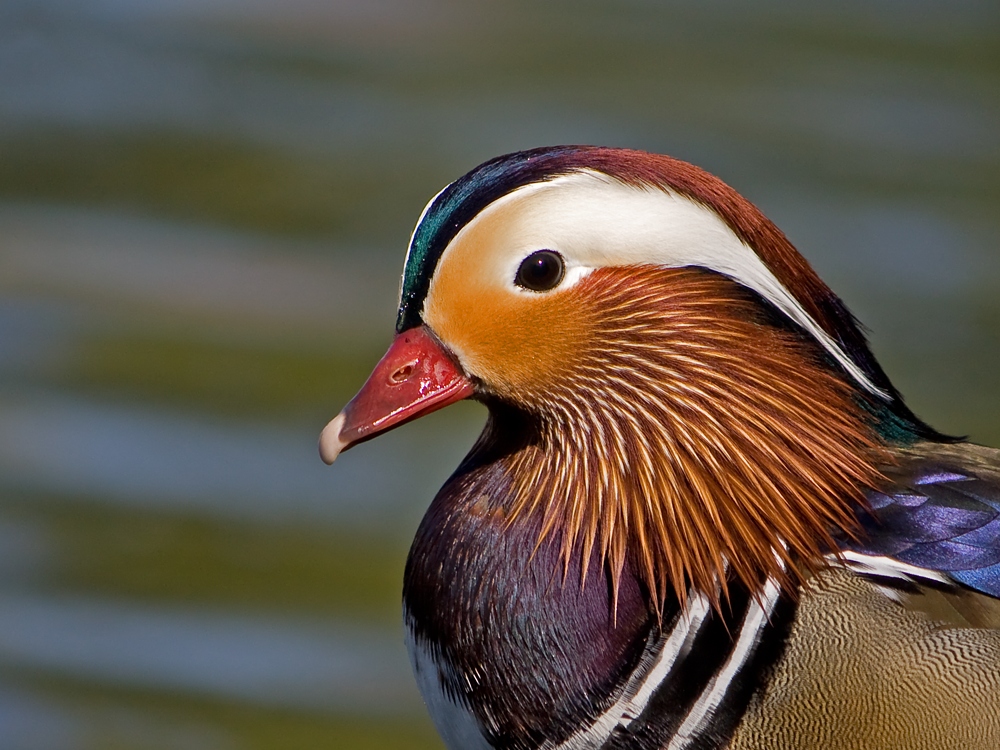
(319, 146), (1000, 750)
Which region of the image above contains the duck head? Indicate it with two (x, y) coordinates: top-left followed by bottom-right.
(320, 146), (940, 607)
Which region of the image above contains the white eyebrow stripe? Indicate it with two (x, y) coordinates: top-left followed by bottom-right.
(438, 170), (885, 398)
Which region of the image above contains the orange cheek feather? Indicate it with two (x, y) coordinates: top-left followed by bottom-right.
(422, 244), (591, 402)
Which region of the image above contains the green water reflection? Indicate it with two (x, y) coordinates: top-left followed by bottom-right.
(0, 1), (997, 748)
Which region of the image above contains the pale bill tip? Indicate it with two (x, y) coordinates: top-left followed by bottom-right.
(318, 413), (348, 465)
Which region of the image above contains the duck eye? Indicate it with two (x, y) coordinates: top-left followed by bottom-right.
(515, 250), (565, 292)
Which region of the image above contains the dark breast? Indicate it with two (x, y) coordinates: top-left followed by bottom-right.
(403, 460), (657, 750)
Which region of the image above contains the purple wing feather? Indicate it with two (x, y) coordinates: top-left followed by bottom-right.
(840, 445), (1000, 598)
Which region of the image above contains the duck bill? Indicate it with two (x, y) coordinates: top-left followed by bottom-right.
(319, 326), (474, 464)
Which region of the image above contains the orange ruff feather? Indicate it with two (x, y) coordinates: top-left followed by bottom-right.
(485, 266), (888, 610)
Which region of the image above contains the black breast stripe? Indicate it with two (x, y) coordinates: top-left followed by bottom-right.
(600, 585), (754, 749)
(680, 592), (796, 750)
(599, 583), (796, 750)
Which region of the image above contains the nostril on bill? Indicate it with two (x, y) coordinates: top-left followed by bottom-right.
(390, 363), (415, 384)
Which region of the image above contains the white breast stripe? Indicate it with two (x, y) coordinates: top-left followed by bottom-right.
(549, 592), (713, 750)
(666, 577), (783, 750)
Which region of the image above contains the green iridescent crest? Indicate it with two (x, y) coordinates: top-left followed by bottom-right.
(396, 146), (584, 332)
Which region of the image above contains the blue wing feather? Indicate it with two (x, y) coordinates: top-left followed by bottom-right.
(840, 443), (1000, 598)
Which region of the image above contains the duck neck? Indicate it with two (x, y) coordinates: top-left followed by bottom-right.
(403, 445), (798, 750)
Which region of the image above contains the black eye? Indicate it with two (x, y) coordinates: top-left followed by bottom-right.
(515, 250), (565, 292)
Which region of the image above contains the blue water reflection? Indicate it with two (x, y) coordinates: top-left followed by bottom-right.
(0, 593), (418, 715)
(0, 389), (479, 529)
(0, 685), (82, 750)
(0, 1), (997, 748)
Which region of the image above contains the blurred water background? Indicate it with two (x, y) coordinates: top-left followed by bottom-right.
(0, 1), (997, 748)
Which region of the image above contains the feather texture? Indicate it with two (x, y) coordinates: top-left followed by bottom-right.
(844, 442), (1000, 600)
(470, 264), (890, 609)
(328, 146), (1000, 749)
